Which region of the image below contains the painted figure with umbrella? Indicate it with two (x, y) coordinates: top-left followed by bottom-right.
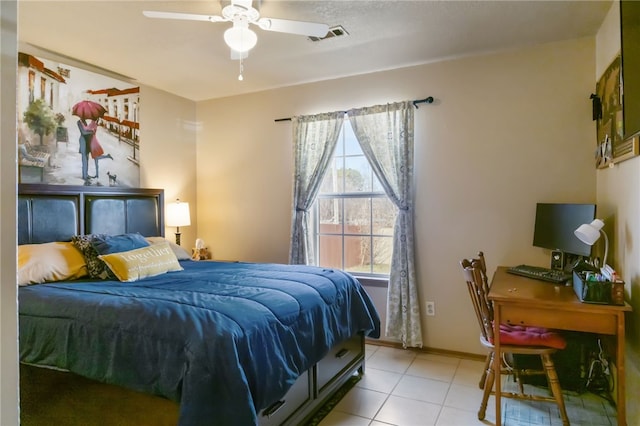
(73, 100), (113, 183)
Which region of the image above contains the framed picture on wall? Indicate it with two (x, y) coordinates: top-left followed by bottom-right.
(595, 55), (622, 145)
(594, 53), (639, 168)
(17, 50), (141, 187)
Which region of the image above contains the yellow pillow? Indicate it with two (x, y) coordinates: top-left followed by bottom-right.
(18, 242), (88, 286)
(98, 241), (183, 282)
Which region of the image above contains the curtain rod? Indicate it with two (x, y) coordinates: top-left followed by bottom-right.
(274, 96), (434, 122)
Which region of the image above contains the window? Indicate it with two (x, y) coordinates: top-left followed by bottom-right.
(39, 76), (45, 100)
(312, 119), (397, 276)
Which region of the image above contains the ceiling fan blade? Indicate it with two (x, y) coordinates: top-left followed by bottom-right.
(256, 18), (329, 37)
(143, 10), (226, 23)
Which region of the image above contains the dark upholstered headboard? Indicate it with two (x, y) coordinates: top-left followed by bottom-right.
(18, 184), (164, 245)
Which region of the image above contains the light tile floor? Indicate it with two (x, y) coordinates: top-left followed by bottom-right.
(319, 344), (618, 426)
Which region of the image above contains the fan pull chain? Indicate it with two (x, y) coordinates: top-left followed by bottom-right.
(238, 56), (244, 81)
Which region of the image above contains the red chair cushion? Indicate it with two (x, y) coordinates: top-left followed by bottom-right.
(495, 324), (567, 349)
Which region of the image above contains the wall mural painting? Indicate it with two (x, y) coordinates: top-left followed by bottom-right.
(17, 52), (140, 187)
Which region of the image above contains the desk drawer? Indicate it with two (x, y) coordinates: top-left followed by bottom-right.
(500, 304), (617, 335)
(317, 335), (362, 391)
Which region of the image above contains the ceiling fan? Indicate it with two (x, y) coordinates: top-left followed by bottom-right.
(143, 0), (329, 79)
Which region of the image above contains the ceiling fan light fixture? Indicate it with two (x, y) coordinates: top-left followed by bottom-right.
(144, 1), (330, 81)
(224, 23), (258, 53)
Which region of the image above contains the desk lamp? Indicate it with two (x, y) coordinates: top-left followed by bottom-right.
(166, 199), (191, 246)
(574, 219), (608, 268)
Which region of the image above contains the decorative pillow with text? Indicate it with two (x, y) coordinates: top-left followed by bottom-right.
(99, 241), (183, 282)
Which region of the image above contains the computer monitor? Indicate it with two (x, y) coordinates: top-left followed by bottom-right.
(532, 203), (597, 263)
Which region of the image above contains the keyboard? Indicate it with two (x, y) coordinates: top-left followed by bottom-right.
(507, 264), (572, 284)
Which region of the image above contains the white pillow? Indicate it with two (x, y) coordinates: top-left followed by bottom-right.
(145, 237), (191, 260)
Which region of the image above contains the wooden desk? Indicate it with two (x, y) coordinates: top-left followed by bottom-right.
(489, 266), (632, 426)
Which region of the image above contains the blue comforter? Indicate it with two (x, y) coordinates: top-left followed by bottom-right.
(19, 261), (380, 425)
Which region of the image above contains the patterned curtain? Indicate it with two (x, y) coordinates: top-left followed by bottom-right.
(289, 112), (344, 265)
(347, 101), (423, 348)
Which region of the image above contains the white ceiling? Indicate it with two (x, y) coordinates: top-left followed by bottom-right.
(18, 0), (613, 102)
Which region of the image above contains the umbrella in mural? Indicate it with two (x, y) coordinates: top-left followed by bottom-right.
(72, 100), (107, 121)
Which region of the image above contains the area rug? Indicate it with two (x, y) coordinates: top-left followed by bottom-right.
(304, 374), (362, 426)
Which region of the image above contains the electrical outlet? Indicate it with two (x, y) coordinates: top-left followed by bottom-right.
(426, 301), (435, 316)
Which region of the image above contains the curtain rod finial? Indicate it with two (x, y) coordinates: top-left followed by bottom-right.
(413, 97), (434, 108)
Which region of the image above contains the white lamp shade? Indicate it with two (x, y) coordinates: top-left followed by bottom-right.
(224, 26), (257, 53)
(574, 219), (604, 245)
(166, 200), (191, 227)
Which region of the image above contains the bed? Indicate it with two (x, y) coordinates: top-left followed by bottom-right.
(17, 184), (380, 426)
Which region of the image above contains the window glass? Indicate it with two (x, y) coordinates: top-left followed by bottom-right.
(344, 198), (371, 235)
(318, 198), (342, 234)
(343, 123), (360, 156)
(313, 119), (397, 276)
(344, 235), (369, 273)
(344, 156), (372, 192)
(318, 235), (342, 269)
(319, 158), (344, 194)
(372, 237), (393, 275)
(372, 198), (396, 234)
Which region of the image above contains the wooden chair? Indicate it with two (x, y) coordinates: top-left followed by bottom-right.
(460, 252), (570, 425)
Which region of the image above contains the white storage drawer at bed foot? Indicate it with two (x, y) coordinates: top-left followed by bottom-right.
(316, 335), (363, 391)
(258, 370), (311, 426)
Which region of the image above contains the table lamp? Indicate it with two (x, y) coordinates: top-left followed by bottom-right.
(166, 199), (191, 246)
(574, 218), (608, 268)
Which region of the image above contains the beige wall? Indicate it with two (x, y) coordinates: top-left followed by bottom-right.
(1, 2), (18, 424)
(195, 37), (597, 352)
(139, 86), (198, 249)
(595, 1), (640, 424)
